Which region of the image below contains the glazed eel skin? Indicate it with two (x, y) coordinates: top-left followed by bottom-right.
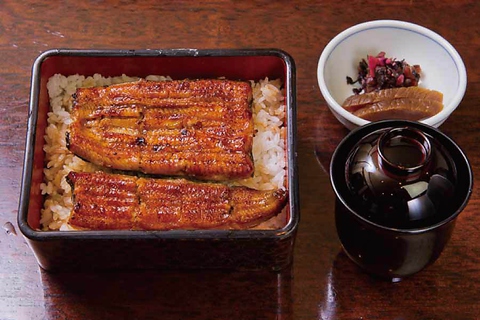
(67, 79), (254, 181)
(66, 171), (288, 230)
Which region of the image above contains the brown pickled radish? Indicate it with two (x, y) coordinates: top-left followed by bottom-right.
(342, 87), (443, 121)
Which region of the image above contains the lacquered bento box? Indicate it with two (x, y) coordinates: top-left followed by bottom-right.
(18, 49), (298, 271)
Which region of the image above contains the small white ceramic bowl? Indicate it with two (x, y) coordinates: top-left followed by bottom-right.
(317, 20), (467, 130)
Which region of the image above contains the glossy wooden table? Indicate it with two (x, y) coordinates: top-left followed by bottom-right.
(1, 1), (479, 319)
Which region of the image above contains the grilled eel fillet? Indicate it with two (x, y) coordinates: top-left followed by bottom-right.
(66, 171), (288, 230)
(67, 79), (254, 181)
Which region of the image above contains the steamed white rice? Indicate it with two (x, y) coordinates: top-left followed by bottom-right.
(40, 74), (287, 231)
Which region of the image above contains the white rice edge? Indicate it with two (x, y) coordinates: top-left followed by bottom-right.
(40, 74), (286, 231)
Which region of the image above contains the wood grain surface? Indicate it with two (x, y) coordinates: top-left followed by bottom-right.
(1, 1), (479, 319)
